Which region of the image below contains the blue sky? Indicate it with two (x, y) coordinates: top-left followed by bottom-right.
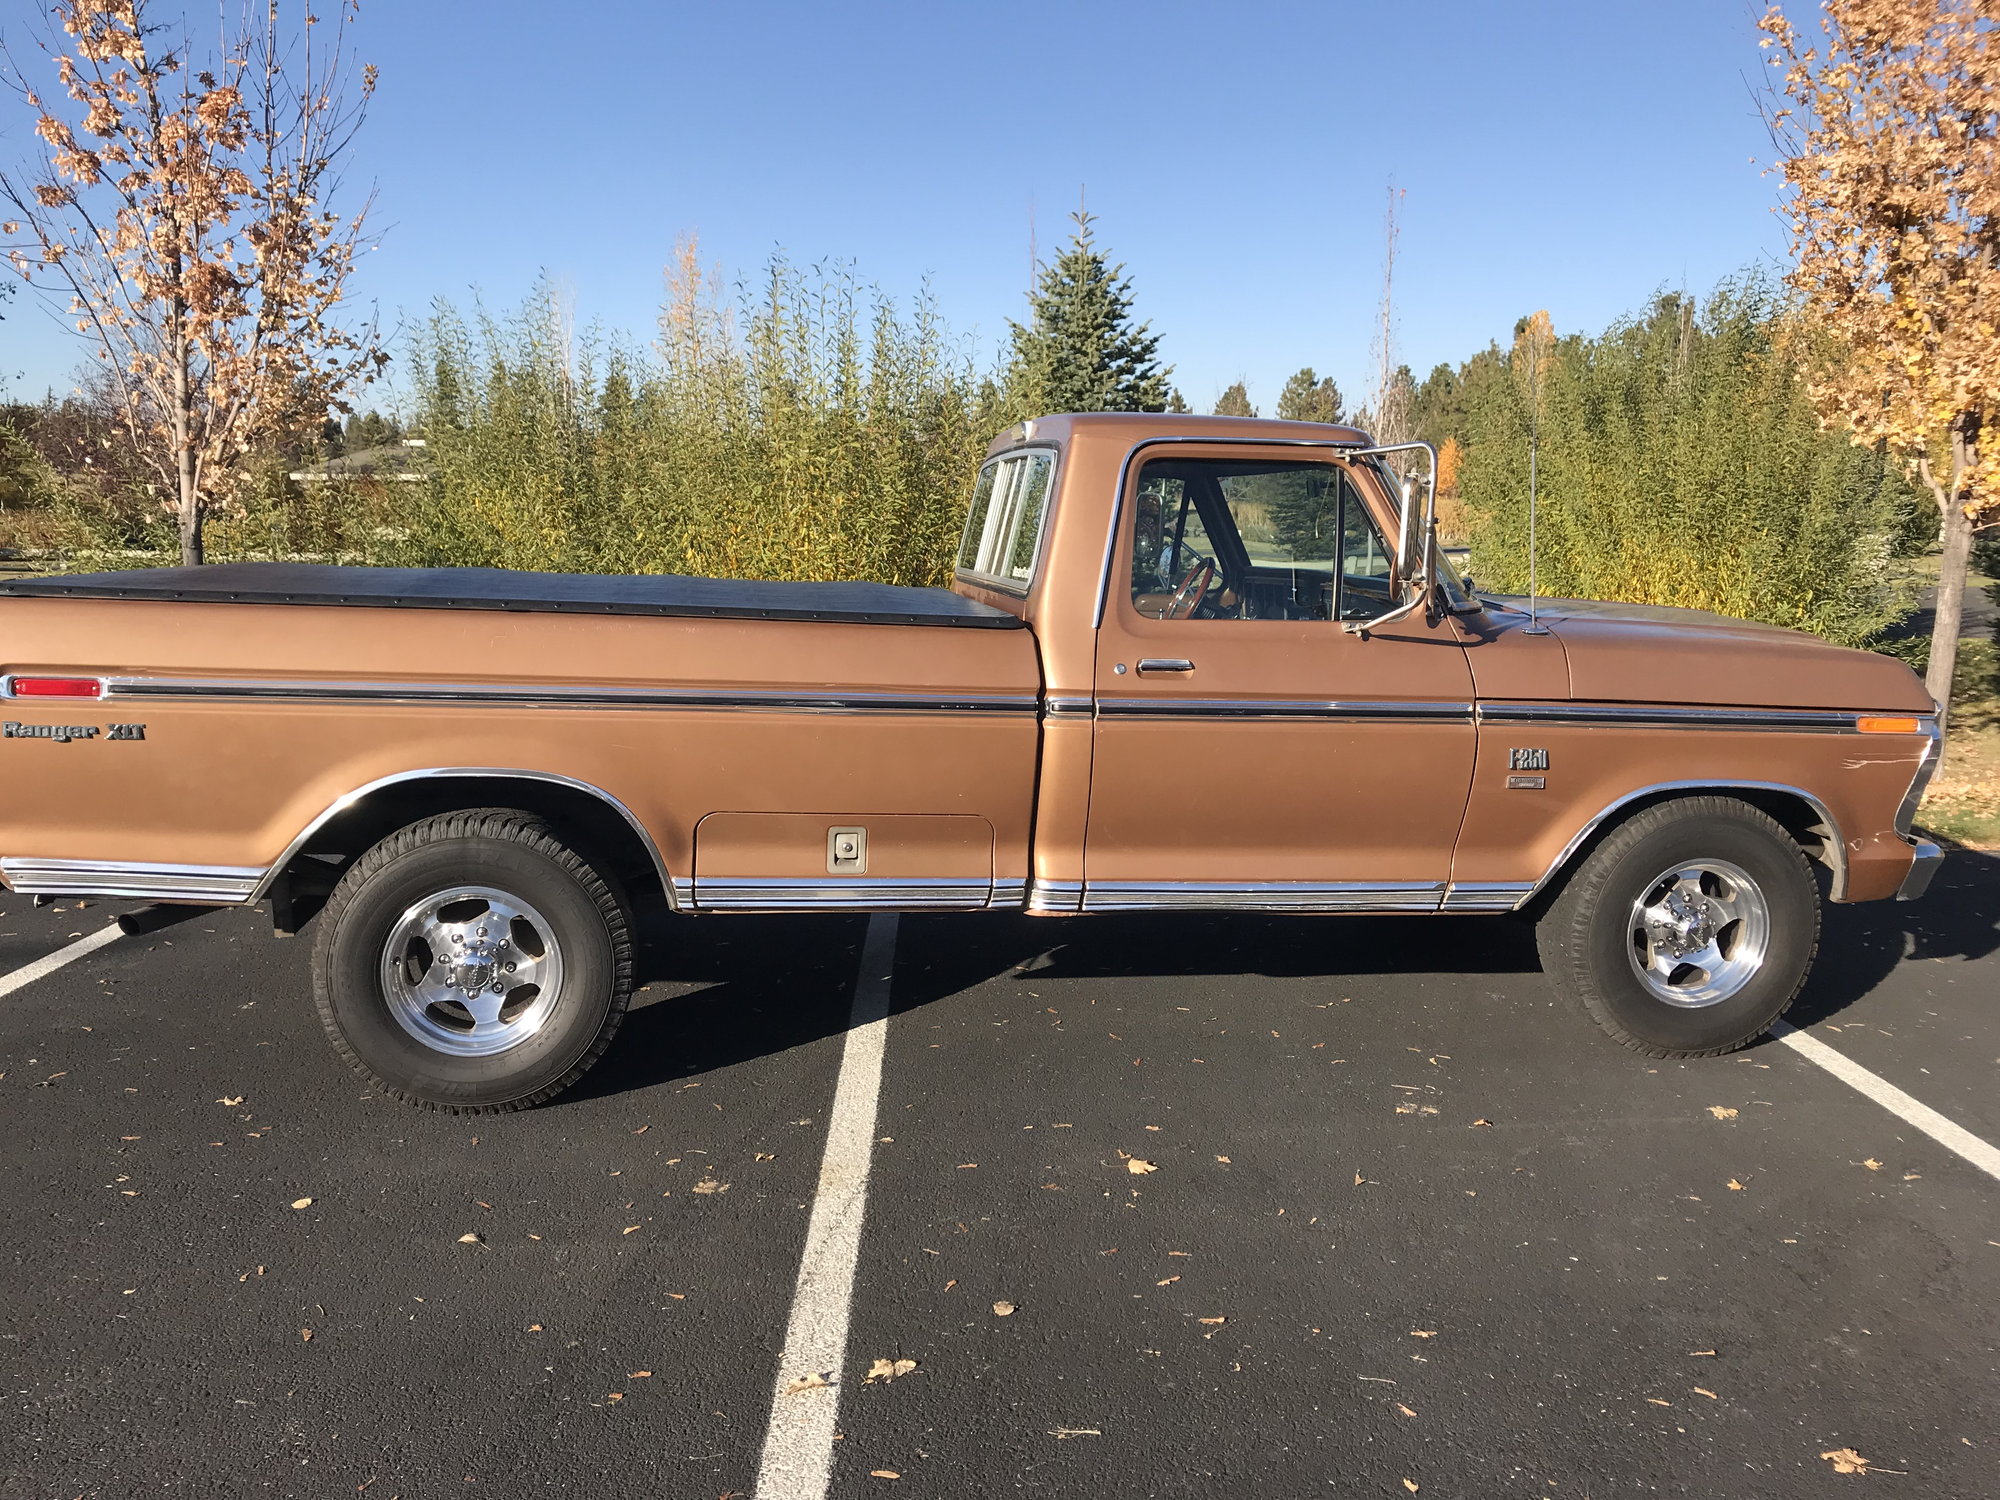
(2, 0), (1789, 414)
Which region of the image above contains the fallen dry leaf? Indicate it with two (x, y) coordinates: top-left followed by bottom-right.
(1727, 1180), (1746, 1191)
(1410, 1330), (1437, 1338)
(457, 1233), (483, 1245)
(1689, 1349), (1717, 1357)
(1708, 1106), (1739, 1120)
(1156, 1275), (1180, 1286)
(289, 1197), (313, 1210)
(1126, 1158), (1157, 1175)
(1396, 1402), (1417, 1417)
(629, 1370), (652, 1378)
(606, 1393), (624, 1403)
(865, 1358), (918, 1383)
(783, 1372), (831, 1396)
(300, 1328), (313, 1342)
(216, 1096), (244, 1106)
(1862, 1159), (1883, 1171)
(622, 1225), (642, 1235)
(870, 1472), (900, 1481)
(1693, 1387), (1717, 1399)
(1050, 1427), (1101, 1439)
(527, 1324), (543, 1332)
(693, 1179), (730, 1195)
(1471, 1118), (1493, 1127)
(1215, 1155), (1231, 1163)
(1820, 1447), (1872, 1475)
(1197, 1316), (1226, 1326)
(1403, 1482), (1419, 1495)
(1646, 1397), (1672, 1407)
(992, 1301), (1015, 1317)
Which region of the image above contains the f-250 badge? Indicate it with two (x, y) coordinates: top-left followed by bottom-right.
(3, 721), (146, 742)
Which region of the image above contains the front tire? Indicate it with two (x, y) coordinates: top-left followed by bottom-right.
(311, 809), (633, 1112)
(1536, 797), (1819, 1058)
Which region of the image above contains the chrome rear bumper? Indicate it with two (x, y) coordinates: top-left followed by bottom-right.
(1896, 839), (1944, 902)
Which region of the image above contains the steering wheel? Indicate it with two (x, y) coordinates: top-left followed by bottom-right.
(1164, 557), (1216, 619)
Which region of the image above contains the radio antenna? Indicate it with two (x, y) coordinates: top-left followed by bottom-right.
(1521, 312), (1551, 636)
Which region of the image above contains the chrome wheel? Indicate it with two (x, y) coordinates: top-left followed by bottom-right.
(1626, 859), (1770, 1009)
(379, 886), (565, 1057)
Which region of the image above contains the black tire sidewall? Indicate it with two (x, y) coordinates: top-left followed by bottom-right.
(319, 834), (618, 1109)
(1575, 813), (1816, 1054)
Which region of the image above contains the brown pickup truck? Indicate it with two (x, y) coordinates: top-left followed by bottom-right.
(0, 413), (1942, 1111)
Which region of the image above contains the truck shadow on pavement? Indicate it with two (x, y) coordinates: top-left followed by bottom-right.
(1786, 840), (2000, 1027)
(562, 845), (2000, 1103)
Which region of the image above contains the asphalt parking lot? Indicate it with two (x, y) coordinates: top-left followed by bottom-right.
(2, 849), (1996, 1499)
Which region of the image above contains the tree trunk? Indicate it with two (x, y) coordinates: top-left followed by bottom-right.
(1924, 484), (1974, 739)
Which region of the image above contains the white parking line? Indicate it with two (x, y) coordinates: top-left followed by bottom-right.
(753, 913), (899, 1500)
(1771, 1019), (2000, 1183)
(0, 923), (124, 1000)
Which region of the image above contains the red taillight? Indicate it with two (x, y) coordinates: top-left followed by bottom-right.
(8, 676), (102, 698)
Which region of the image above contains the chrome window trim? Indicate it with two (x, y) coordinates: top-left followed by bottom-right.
(102, 677), (1039, 717)
(953, 444), (1063, 598)
(254, 767), (679, 909)
(691, 876), (994, 912)
(0, 857), (262, 903)
(1080, 880), (1446, 913)
(1097, 697), (1473, 723)
(1093, 436), (1375, 631)
(1524, 779), (1848, 904)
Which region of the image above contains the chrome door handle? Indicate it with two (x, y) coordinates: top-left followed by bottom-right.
(1136, 658), (1196, 674)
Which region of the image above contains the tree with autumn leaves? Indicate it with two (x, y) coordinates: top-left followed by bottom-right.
(1762, 0), (1998, 728)
(1, 0), (384, 565)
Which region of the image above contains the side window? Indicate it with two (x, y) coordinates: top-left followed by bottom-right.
(957, 450), (1055, 588)
(1128, 457), (1392, 621)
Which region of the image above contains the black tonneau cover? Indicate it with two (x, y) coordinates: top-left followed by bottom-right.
(0, 562), (1024, 629)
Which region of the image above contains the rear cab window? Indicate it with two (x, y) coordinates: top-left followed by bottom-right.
(956, 448), (1057, 593)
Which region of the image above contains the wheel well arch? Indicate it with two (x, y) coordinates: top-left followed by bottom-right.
(1523, 781), (1844, 911)
(259, 769), (674, 930)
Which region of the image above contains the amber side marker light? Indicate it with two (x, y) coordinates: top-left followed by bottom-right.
(7, 676), (103, 698)
(1856, 716), (1922, 735)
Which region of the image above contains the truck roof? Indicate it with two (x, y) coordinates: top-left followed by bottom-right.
(987, 412), (1375, 457)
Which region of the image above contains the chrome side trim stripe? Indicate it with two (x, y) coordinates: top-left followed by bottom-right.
(1042, 697), (1095, 718)
(1, 857), (264, 903)
(1096, 698), (1474, 723)
(1026, 878), (1084, 914)
(1081, 880), (1446, 913)
(991, 878), (1029, 908)
(1479, 702), (1875, 733)
(1440, 881), (1535, 913)
(104, 676), (1039, 717)
(691, 877), (994, 912)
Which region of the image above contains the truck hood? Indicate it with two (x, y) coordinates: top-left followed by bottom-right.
(1473, 595), (1935, 714)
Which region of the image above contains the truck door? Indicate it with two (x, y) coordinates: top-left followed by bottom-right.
(1080, 448), (1476, 910)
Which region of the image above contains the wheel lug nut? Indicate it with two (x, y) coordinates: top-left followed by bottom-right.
(505, 962), (516, 972)
(477, 927), (488, 938)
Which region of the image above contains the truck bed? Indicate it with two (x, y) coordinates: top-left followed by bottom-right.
(0, 562), (1023, 629)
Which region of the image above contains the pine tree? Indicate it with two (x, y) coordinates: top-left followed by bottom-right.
(1165, 388), (1190, 414)
(1005, 212), (1171, 415)
(1214, 381), (1256, 417)
(1276, 368), (1343, 424)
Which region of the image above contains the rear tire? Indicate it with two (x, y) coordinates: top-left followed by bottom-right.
(311, 809), (633, 1112)
(1536, 797), (1818, 1058)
